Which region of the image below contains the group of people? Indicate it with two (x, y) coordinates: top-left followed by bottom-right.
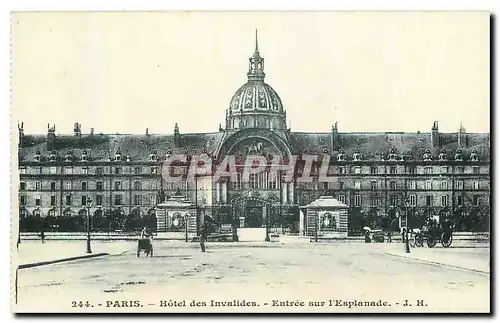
(139, 222), (209, 252)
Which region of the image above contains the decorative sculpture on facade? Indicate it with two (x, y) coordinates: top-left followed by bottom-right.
(352, 149), (362, 162)
(454, 149), (463, 161)
(470, 149), (479, 162)
(438, 148), (447, 161)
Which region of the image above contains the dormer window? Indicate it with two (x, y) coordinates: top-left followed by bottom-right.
(34, 149), (42, 162)
(388, 148), (398, 161)
(337, 149), (346, 162)
(165, 148), (172, 159)
(81, 150), (89, 162)
(322, 147), (329, 154)
(48, 150), (57, 162)
(454, 149), (463, 162)
(149, 148), (158, 162)
(423, 149), (432, 161)
(65, 150), (73, 162)
(469, 150), (479, 162)
(352, 150), (362, 162)
(438, 149), (447, 161)
(115, 150), (122, 161)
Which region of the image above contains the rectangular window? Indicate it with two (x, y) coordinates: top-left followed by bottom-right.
(19, 167), (27, 174)
(424, 167), (433, 175)
(66, 181), (72, 190)
(354, 195), (361, 206)
(20, 195), (26, 206)
(64, 166), (73, 174)
(441, 181), (448, 190)
(410, 194), (417, 207)
(473, 166), (480, 175)
(35, 194), (41, 206)
(409, 166), (416, 174)
(370, 195), (377, 206)
(96, 195), (103, 206)
(426, 195), (433, 206)
(323, 182), (329, 190)
(425, 181), (432, 190)
(96, 167), (104, 175)
(150, 166), (158, 175)
(457, 196), (463, 206)
(390, 181), (396, 190)
(456, 181), (464, 190)
(50, 182), (56, 191)
(339, 181), (345, 190)
(473, 181), (479, 190)
(96, 181), (103, 191)
(81, 196), (87, 206)
(354, 167), (361, 174)
(65, 195), (71, 206)
(409, 180), (416, 190)
(150, 182), (158, 190)
(115, 181), (122, 190)
(390, 166), (397, 174)
(35, 181), (41, 191)
(134, 195), (141, 205)
(370, 181), (377, 190)
(150, 195), (157, 206)
(338, 195), (346, 204)
(134, 167), (142, 175)
(37, 167), (43, 174)
(390, 195), (397, 206)
(370, 167), (378, 174)
(354, 181), (361, 190)
(82, 181), (87, 190)
(49, 167), (57, 174)
(50, 196), (56, 206)
(268, 173), (276, 190)
(115, 167), (122, 175)
(339, 167), (347, 175)
(20, 182), (26, 191)
(441, 166), (448, 174)
(441, 195), (448, 207)
(473, 195), (480, 206)
(114, 195), (122, 205)
(82, 167), (89, 175)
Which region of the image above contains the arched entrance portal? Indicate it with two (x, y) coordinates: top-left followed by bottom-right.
(232, 195), (270, 228)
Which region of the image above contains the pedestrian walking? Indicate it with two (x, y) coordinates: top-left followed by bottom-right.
(40, 228), (45, 243)
(199, 222), (207, 252)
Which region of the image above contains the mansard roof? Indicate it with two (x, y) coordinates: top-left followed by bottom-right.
(18, 131), (490, 163)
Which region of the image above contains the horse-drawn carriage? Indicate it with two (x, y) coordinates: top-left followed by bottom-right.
(410, 220), (453, 248)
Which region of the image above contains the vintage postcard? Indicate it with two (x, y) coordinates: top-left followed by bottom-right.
(10, 11), (490, 313)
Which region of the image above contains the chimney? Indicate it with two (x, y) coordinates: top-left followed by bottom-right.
(145, 128), (149, 136)
(458, 122), (467, 148)
(331, 121), (339, 152)
(174, 123), (181, 148)
(18, 122), (24, 147)
(90, 127), (94, 136)
(74, 122), (81, 138)
(431, 121), (439, 148)
(47, 124), (56, 151)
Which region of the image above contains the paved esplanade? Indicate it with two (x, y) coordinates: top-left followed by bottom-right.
(16, 242), (490, 313)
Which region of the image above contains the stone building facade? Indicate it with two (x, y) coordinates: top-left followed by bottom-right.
(17, 33), (490, 235)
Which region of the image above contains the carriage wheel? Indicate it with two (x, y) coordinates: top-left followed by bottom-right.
(409, 233), (416, 248)
(416, 235), (424, 247)
(427, 235), (437, 248)
(441, 232), (453, 248)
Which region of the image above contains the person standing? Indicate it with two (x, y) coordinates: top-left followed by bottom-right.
(199, 222), (207, 252)
(40, 228), (45, 243)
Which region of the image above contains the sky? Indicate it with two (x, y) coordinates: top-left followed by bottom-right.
(11, 11), (490, 135)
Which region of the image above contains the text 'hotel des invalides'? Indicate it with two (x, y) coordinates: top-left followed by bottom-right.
(16, 31), (490, 240)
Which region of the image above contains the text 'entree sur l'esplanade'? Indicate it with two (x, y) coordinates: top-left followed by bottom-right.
(157, 299), (392, 308)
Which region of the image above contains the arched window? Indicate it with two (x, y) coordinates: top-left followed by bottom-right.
(48, 209), (57, 217)
(19, 208), (27, 218)
(33, 209), (41, 217)
(115, 181), (122, 190)
(63, 209), (73, 217)
(134, 181), (141, 190)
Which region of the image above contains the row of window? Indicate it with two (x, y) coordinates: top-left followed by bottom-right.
(20, 181), (164, 191)
(20, 165), (486, 176)
(335, 194), (481, 207)
(20, 166), (160, 175)
(20, 194), (158, 207)
(337, 165), (482, 175)
(308, 180), (482, 191)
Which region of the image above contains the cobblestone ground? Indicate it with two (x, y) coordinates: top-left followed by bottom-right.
(15, 242), (490, 313)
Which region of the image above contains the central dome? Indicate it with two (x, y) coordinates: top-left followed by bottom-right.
(225, 30), (287, 131)
(229, 82), (284, 112)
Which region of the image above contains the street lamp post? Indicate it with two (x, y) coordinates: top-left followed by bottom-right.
(86, 199), (93, 254)
(404, 198), (410, 254)
(265, 206), (270, 242)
